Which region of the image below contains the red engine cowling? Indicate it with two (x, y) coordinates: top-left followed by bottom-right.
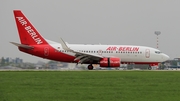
(100, 57), (120, 67)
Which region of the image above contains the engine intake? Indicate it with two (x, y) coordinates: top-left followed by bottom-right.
(100, 57), (120, 67)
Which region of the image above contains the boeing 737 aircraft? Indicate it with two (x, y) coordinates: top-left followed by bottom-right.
(11, 10), (169, 70)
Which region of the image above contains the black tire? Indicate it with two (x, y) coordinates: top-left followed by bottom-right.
(87, 65), (93, 70)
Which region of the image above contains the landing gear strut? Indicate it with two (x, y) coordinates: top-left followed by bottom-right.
(87, 64), (94, 70)
(148, 65), (152, 70)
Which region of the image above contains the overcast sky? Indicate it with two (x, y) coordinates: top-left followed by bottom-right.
(1, 0), (180, 63)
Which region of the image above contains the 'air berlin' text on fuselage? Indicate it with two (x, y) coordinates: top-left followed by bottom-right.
(106, 46), (139, 51)
(16, 17), (43, 44)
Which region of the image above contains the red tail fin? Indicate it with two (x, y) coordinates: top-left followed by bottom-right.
(13, 10), (48, 45)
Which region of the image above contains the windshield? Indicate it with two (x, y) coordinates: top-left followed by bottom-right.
(155, 51), (162, 54)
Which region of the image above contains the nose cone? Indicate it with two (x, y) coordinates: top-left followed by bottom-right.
(162, 54), (170, 61)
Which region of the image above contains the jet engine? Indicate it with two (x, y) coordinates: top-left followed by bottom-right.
(100, 57), (120, 67)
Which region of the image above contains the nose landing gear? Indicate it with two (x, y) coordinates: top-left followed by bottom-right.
(148, 63), (159, 70)
(148, 66), (152, 70)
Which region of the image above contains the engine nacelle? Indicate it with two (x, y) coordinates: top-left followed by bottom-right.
(100, 57), (120, 67)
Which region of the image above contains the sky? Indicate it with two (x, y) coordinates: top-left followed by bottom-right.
(1, 0), (180, 63)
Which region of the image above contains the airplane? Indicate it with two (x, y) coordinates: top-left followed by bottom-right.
(11, 10), (170, 70)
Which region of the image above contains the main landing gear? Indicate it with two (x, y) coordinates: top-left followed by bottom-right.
(87, 64), (94, 70)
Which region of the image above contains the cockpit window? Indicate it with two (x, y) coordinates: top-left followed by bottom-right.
(155, 51), (161, 54)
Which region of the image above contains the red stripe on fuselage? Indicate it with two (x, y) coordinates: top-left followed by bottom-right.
(121, 62), (159, 65)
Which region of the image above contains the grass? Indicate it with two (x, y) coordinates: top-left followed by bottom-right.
(0, 71), (180, 101)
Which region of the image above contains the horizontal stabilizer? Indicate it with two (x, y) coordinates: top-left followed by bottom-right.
(10, 42), (34, 49)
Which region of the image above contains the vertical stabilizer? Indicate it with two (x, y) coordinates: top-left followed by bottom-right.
(13, 10), (48, 45)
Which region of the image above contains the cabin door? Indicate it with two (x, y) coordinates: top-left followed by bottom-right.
(145, 49), (150, 58)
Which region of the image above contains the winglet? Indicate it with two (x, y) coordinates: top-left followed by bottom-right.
(59, 38), (73, 51)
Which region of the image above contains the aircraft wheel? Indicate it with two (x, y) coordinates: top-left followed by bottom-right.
(148, 66), (152, 70)
(88, 64), (94, 70)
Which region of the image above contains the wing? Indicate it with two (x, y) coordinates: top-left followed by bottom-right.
(60, 38), (103, 64)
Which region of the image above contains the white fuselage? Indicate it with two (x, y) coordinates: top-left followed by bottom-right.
(48, 41), (169, 63)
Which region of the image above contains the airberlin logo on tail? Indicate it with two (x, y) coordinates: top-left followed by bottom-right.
(16, 17), (43, 44)
(106, 46), (139, 51)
